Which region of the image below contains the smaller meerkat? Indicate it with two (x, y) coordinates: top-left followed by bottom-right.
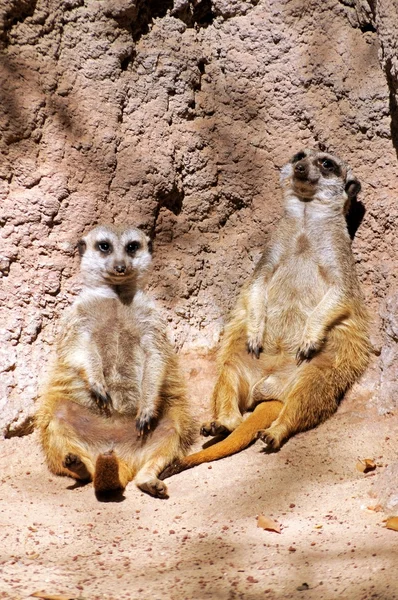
(160, 149), (371, 479)
(36, 225), (195, 498)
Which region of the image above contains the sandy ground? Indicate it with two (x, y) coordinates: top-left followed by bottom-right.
(1, 356), (397, 600)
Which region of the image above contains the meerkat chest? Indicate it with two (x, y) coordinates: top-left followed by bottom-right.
(268, 229), (335, 309)
(282, 228), (338, 275)
(79, 298), (147, 367)
(82, 299), (155, 411)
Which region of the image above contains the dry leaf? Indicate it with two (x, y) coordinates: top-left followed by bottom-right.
(367, 504), (383, 512)
(356, 459), (376, 473)
(385, 517), (398, 532)
(257, 515), (281, 533)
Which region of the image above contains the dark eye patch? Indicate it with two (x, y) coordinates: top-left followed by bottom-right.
(291, 151), (306, 163)
(126, 241), (141, 255)
(319, 157), (341, 175)
(97, 241), (112, 254)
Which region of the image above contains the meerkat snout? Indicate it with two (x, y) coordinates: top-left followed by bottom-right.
(293, 160), (306, 177)
(293, 158), (320, 183)
(113, 263), (126, 276)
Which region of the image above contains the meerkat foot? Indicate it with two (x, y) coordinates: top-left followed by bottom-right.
(200, 421), (230, 437)
(200, 415), (243, 437)
(137, 478), (169, 499)
(90, 383), (112, 413)
(257, 423), (287, 450)
(63, 453), (91, 480)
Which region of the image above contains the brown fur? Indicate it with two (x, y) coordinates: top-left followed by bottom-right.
(36, 225), (195, 498)
(94, 452), (124, 493)
(161, 149), (370, 480)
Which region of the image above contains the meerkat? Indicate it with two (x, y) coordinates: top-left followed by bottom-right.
(36, 225), (195, 498)
(160, 149), (370, 479)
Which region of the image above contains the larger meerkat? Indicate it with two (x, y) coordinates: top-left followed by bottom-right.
(36, 225), (195, 498)
(161, 149), (370, 479)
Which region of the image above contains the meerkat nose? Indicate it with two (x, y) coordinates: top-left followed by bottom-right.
(114, 264), (126, 274)
(294, 161), (308, 180)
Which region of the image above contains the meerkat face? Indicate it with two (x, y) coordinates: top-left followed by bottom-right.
(280, 149), (361, 211)
(78, 225), (152, 285)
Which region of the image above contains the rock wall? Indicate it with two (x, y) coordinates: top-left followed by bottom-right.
(1, 0), (397, 435)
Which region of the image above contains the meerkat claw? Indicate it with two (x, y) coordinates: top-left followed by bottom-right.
(136, 415), (154, 437)
(90, 385), (112, 413)
(296, 341), (321, 365)
(62, 453), (90, 479)
(246, 341), (262, 359)
(256, 429), (280, 451)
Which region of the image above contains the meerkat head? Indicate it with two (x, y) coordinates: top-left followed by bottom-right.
(280, 149), (361, 213)
(77, 225), (152, 289)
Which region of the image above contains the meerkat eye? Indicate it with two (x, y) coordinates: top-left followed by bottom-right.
(126, 241), (141, 255)
(97, 241), (112, 253)
(321, 158), (336, 171)
(291, 151), (306, 163)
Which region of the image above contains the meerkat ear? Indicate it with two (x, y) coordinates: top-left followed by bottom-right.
(77, 239), (87, 256)
(147, 238), (153, 255)
(345, 177), (361, 199)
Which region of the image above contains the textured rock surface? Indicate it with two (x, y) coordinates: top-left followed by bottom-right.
(372, 460), (398, 515)
(1, 0), (398, 433)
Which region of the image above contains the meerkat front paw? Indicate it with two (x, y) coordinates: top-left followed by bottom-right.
(136, 409), (156, 437)
(296, 336), (325, 365)
(90, 383), (112, 413)
(246, 333), (263, 359)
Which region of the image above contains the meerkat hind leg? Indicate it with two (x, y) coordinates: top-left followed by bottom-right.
(134, 449), (173, 499)
(42, 408), (96, 481)
(258, 362), (339, 450)
(134, 463), (169, 499)
(133, 423), (187, 498)
(63, 453), (91, 481)
(201, 362), (250, 437)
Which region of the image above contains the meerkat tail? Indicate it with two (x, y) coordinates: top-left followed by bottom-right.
(159, 401), (283, 479)
(93, 451), (129, 493)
